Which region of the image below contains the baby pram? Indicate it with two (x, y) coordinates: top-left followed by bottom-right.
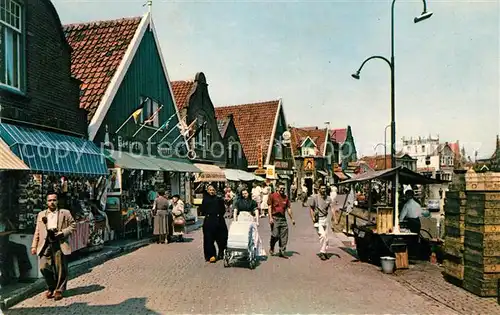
(223, 213), (259, 269)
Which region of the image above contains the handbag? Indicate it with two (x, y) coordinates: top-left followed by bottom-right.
(174, 217), (185, 226)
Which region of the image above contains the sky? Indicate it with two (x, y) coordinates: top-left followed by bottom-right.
(52, 0), (499, 159)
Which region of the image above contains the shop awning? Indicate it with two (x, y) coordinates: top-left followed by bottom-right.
(279, 174), (291, 180)
(165, 158), (201, 173)
(254, 175), (266, 181)
(104, 150), (161, 171)
(0, 138), (29, 170)
(317, 170), (328, 176)
(238, 170), (257, 181)
(339, 166), (449, 185)
(0, 123), (107, 176)
(224, 169), (240, 181)
(334, 171), (349, 180)
(194, 163), (226, 182)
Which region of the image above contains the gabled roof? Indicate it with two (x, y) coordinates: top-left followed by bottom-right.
(330, 128), (347, 143)
(64, 13), (181, 141)
(214, 99), (281, 166)
(171, 80), (195, 111)
(290, 127), (328, 156)
(64, 17), (142, 122)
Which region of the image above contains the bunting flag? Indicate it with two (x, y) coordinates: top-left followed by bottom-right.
(115, 98), (149, 134)
(144, 105), (163, 124)
(186, 120), (206, 142)
(148, 112), (177, 141)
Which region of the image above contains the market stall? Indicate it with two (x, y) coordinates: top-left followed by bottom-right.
(337, 166), (447, 269)
(0, 123), (109, 281)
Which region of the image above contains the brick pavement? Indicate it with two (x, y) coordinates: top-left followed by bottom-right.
(6, 202), (459, 314)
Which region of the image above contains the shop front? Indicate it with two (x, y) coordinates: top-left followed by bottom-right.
(0, 122), (109, 282)
(191, 163), (226, 208)
(103, 150), (200, 239)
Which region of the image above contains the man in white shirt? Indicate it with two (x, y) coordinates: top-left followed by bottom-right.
(399, 190), (422, 234)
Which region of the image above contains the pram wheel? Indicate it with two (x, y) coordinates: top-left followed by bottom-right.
(223, 250), (230, 268)
(249, 259), (256, 269)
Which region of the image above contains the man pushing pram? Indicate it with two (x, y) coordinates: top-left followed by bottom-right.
(224, 188), (266, 269)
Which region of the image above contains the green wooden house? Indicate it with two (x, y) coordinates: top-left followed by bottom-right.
(64, 13), (199, 198)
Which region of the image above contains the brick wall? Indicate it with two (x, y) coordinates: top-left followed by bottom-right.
(0, 0), (87, 137)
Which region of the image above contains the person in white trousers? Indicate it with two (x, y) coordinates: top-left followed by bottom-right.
(309, 184), (334, 261)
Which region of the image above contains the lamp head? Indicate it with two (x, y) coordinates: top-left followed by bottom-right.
(351, 72), (360, 80)
(414, 11), (433, 23)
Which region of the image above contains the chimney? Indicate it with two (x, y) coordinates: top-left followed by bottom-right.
(496, 135), (499, 149)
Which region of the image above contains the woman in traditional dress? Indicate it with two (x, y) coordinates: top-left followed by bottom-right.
(200, 185), (228, 262)
(153, 188), (170, 244)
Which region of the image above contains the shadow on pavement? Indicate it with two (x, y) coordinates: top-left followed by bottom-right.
(63, 284), (105, 298)
(339, 247), (359, 260)
(284, 251), (300, 257)
(5, 297), (159, 315)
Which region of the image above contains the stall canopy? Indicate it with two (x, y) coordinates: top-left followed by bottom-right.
(334, 171), (349, 180)
(105, 150), (201, 173)
(224, 169), (258, 182)
(317, 170), (328, 176)
(338, 166), (449, 185)
(0, 123), (107, 176)
(194, 163), (226, 182)
(105, 150), (160, 171)
(0, 138), (29, 170)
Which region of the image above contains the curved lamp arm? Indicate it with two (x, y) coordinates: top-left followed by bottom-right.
(374, 143), (386, 151)
(351, 55), (392, 79)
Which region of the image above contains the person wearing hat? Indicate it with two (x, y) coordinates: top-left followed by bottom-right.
(399, 189), (422, 234)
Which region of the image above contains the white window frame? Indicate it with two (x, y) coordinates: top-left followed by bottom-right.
(139, 97), (160, 128)
(0, 0), (22, 90)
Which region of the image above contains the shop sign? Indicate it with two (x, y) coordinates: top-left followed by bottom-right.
(274, 160), (290, 169)
(304, 158), (315, 171)
(255, 168), (266, 175)
(266, 165), (276, 179)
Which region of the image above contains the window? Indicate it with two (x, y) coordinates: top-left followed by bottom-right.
(140, 97), (160, 127)
(421, 145), (425, 153)
(194, 120), (210, 150)
(0, 0), (22, 90)
(274, 137), (283, 160)
(301, 147), (315, 157)
(227, 137), (239, 165)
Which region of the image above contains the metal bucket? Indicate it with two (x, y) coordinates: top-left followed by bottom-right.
(380, 256), (395, 274)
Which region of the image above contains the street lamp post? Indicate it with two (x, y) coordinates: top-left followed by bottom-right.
(384, 124), (390, 169)
(352, 0), (433, 212)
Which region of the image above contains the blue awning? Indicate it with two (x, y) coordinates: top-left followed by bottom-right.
(0, 123), (108, 176)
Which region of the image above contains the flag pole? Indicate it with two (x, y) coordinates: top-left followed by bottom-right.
(159, 115), (187, 142)
(148, 112), (176, 141)
(132, 104), (163, 138)
(115, 115), (132, 134)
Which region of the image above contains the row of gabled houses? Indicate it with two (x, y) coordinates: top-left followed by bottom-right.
(0, 3), (358, 219)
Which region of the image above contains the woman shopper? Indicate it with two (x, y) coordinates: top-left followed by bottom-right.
(153, 188), (170, 244)
(260, 183), (270, 218)
(233, 188), (266, 257)
(200, 185), (228, 263)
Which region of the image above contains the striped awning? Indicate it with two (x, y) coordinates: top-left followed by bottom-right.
(0, 138), (29, 170)
(194, 163), (226, 182)
(0, 123), (107, 176)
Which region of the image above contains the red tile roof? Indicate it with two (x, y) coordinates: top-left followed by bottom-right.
(171, 80), (195, 110)
(290, 127), (328, 156)
(215, 100), (280, 166)
(63, 17), (142, 121)
(361, 155), (392, 170)
(331, 128), (347, 143)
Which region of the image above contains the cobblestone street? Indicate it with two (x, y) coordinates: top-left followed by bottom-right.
(6, 203), (462, 314)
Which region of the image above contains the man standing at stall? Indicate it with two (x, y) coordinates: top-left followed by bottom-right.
(399, 189), (422, 234)
(310, 184), (334, 261)
(31, 192), (76, 301)
(268, 183), (295, 259)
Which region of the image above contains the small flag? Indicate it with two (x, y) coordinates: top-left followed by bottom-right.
(144, 105), (163, 124)
(132, 108), (144, 124)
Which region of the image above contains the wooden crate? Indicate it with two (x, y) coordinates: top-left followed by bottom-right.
(464, 247), (500, 271)
(443, 258), (464, 280)
(463, 277), (499, 297)
(446, 191), (467, 200)
(465, 171), (500, 191)
(464, 229), (500, 256)
(444, 236), (464, 258)
(376, 207), (393, 234)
